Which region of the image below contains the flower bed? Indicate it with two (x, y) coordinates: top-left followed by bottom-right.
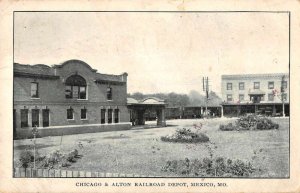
(16, 149), (81, 169)
(161, 128), (209, 143)
(162, 157), (255, 177)
(220, 115), (279, 131)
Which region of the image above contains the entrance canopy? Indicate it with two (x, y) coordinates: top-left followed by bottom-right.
(127, 97), (167, 126)
(127, 97), (166, 106)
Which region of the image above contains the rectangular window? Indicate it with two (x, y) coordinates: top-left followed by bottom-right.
(268, 81), (274, 89)
(20, 109), (28, 128)
(31, 82), (39, 98)
(107, 87), (112, 100)
(42, 109), (49, 127)
(79, 86), (86, 99)
(65, 86), (72, 98)
(254, 82), (260, 89)
(282, 81), (287, 89)
(81, 109), (87, 119)
(239, 94), (244, 101)
(239, 82), (244, 90)
(227, 83), (232, 90)
(67, 108), (73, 120)
(114, 109), (119, 123)
(282, 93), (287, 101)
(227, 94), (232, 102)
(108, 109), (113, 123)
(268, 94), (274, 101)
(32, 109), (39, 127)
(101, 109), (106, 124)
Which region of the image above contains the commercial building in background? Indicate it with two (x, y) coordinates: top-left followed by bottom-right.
(13, 59), (131, 138)
(221, 73), (289, 117)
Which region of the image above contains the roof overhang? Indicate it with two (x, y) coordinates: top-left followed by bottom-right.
(127, 97), (166, 106)
(94, 79), (126, 85)
(14, 71), (60, 80)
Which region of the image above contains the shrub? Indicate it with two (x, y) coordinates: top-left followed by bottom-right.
(67, 149), (79, 162)
(220, 115), (279, 131)
(39, 149), (79, 169)
(161, 128), (209, 143)
(219, 123), (235, 131)
(40, 150), (64, 169)
(162, 157), (255, 177)
(19, 150), (34, 168)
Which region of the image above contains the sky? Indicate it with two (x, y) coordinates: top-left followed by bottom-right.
(14, 12), (289, 96)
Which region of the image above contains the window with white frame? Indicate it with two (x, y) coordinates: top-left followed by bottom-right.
(227, 94), (233, 102)
(81, 108), (87, 120)
(227, 83), (232, 90)
(239, 82), (244, 90)
(107, 86), (112, 100)
(67, 108), (74, 120)
(268, 81), (274, 89)
(254, 82), (260, 89)
(268, 94), (274, 101)
(31, 82), (39, 98)
(65, 75), (87, 99)
(239, 94), (244, 101)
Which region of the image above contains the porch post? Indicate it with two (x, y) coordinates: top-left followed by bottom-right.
(272, 104), (276, 116)
(161, 108), (166, 127)
(156, 109), (161, 126)
(237, 106), (241, 117)
(282, 102), (285, 117)
(221, 106), (224, 118)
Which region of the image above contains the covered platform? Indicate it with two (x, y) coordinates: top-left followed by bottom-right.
(221, 102), (289, 117)
(127, 97), (167, 126)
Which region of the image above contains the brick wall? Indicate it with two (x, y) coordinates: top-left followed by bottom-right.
(14, 62), (127, 104)
(13, 60), (130, 130)
(15, 122), (131, 139)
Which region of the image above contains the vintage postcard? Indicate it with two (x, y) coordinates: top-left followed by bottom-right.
(0, 0), (300, 193)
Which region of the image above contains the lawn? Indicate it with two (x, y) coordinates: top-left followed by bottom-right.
(13, 117), (289, 177)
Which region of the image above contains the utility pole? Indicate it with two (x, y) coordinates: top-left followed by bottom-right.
(281, 75), (286, 117)
(202, 77), (209, 117)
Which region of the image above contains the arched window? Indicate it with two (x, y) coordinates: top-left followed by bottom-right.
(107, 86), (112, 100)
(65, 75), (87, 99)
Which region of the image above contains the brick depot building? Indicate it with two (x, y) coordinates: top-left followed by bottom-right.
(221, 73), (289, 117)
(13, 59), (135, 138)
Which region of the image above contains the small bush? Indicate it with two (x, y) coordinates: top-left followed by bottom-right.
(38, 149), (79, 169)
(219, 123), (236, 131)
(162, 157), (255, 177)
(161, 128), (209, 143)
(17, 147), (81, 169)
(67, 149), (79, 162)
(220, 115), (279, 131)
(19, 150), (34, 168)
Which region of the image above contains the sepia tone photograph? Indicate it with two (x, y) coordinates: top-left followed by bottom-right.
(12, 11), (290, 179)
